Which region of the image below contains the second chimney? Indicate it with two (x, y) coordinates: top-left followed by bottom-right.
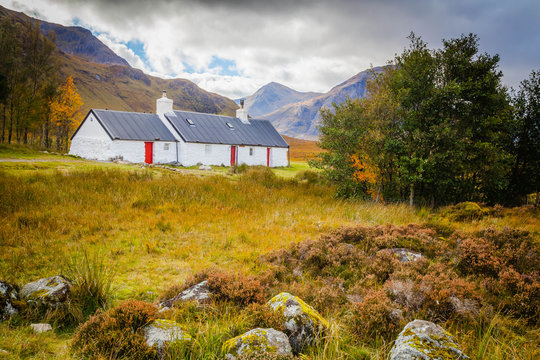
(236, 99), (249, 124)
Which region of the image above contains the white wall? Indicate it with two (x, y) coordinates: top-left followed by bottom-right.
(177, 141), (289, 167)
(109, 141), (177, 163)
(179, 142), (231, 166)
(270, 147), (289, 167)
(69, 113), (113, 160)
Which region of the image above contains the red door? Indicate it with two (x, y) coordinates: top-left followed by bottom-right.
(230, 145), (236, 166)
(267, 147), (271, 167)
(144, 142), (153, 164)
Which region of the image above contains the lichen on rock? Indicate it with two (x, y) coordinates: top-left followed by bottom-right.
(389, 319), (469, 360)
(20, 275), (72, 308)
(0, 280), (19, 320)
(266, 292), (328, 353)
(222, 328), (292, 360)
(159, 281), (211, 310)
(143, 319), (191, 350)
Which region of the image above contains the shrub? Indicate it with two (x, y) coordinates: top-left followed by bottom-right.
(349, 289), (401, 340)
(439, 202), (492, 221)
(72, 300), (158, 360)
(243, 303), (286, 332)
(206, 269), (265, 306)
(294, 170), (325, 185)
(240, 167), (286, 188)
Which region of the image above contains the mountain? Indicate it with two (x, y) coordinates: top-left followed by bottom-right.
(39, 20), (129, 66)
(239, 82), (321, 118)
(0, 5), (238, 117)
(255, 67), (384, 139)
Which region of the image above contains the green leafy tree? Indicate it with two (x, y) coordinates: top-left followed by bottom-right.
(510, 69), (540, 205)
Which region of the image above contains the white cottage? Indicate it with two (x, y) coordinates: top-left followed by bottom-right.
(69, 92), (290, 167)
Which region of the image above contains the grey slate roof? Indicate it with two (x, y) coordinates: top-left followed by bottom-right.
(165, 110), (289, 148)
(77, 109), (177, 141)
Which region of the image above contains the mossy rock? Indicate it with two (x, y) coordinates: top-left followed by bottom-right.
(19, 275), (72, 308)
(441, 202), (491, 222)
(0, 280), (19, 320)
(143, 319), (191, 351)
(223, 328), (292, 360)
(389, 319), (469, 360)
(267, 292), (328, 354)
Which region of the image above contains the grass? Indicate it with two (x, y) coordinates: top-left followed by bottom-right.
(0, 144), (538, 359)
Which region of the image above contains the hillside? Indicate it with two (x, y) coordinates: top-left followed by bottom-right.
(39, 20), (129, 66)
(0, 5), (238, 117)
(240, 82), (321, 118)
(281, 135), (324, 161)
(256, 67), (384, 139)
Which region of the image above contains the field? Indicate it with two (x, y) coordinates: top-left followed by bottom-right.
(0, 145), (538, 359)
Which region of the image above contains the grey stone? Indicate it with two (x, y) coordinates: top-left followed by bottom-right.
(0, 280), (19, 320)
(449, 296), (479, 316)
(143, 319), (191, 351)
(199, 165), (212, 171)
(223, 328), (292, 360)
(20, 275), (72, 308)
(159, 281), (212, 310)
(30, 323), (52, 333)
(389, 319), (469, 360)
(267, 292), (328, 354)
(384, 248), (424, 263)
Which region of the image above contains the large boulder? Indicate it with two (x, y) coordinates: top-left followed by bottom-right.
(159, 281), (212, 310)
(30, 323), (52, 333)
(20, 275), (72, 308)
(222, 328), (292, 360)
(0, 280), (19, 320)
(143, 319), (191, 351)
(267, 292), (328, 353)
(389, 319), (469, 360)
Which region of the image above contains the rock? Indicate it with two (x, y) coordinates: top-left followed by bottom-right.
(159, 281), (212, 310)
(20, 275), (72, 308)
(267, 292), (328, 353)
(143, 319), (191, 351)
(222, 328), (292, 360)
(384, 248), (424, 263)
(30, 323), (52, 333)
(386, 279), (425, 311)
(0, 280), (19, 320)
(389, 319), (469, 360)
(199, 165), (212, 171)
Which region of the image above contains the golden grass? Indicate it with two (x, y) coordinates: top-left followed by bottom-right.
(0, 145), (538, 360)
(282, 135), (324, 161)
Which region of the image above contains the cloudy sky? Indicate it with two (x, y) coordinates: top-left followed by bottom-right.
(3, 0), (539, 99)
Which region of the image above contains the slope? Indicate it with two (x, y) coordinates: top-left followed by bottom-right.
(259, 67), (384, 139)
(240, 82), (321, 118)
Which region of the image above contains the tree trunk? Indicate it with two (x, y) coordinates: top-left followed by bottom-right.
(409, 183), (414, 207)
(1, 104), (5, 143)
(8, 100), (13, 144)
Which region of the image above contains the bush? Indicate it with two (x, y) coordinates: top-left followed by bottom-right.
(294, 170), (325, 185)
(243, 303), (286, 332)
(438, 202), (492, 221)
(72, 300), (158, 359)
(161, 269), (266, 306)
(349, 289), (401, 340)
(206, 269), (265, 306)
(240, 167), (286, 188)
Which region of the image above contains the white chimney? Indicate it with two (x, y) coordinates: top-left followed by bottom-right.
(156, 90), (173, 117)
(236, 99), (249, 124)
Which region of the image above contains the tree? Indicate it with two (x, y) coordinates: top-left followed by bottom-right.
(510, 70), (540, 206)
(50, 76), (83, 151)
(315, 33), (514, 206)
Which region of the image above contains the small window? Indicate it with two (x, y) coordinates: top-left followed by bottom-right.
(249, 147), (254, 156)
(226, 122), (234, 129)
(186, 118), (195, 126)
(164, 143), (169, 151)
(205, 144), (212, 155)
